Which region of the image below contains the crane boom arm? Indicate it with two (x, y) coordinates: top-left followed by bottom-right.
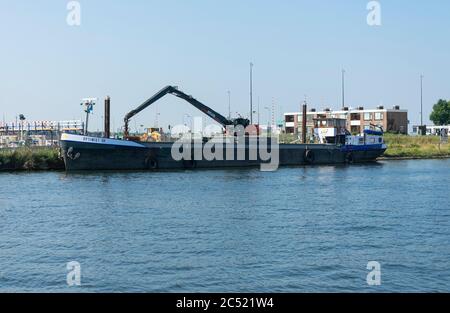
(170, 88), (231, 126)
(123, 85), (237, 137)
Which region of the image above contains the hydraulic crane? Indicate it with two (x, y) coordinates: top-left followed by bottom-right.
(123, 86), (250, 138)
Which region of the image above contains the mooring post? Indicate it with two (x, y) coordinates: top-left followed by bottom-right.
(104, 96), (111, 138)
(302, 103), (307, 144)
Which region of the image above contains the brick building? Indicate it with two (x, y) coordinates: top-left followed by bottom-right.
(284, 106), (408, 136)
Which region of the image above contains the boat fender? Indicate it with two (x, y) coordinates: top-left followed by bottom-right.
(304, 150), (315, 163)
(345, 152), (354, 164)
(66, 147), (80, 160)
(145, 154), (158, 170)
(145, 157), (158, 170)
(183, 159), (197, 169)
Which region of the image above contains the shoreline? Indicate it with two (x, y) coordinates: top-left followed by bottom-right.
(1, 153), (449, 172)
(380, 155), (450, 161)
(1, 135), (449, 172)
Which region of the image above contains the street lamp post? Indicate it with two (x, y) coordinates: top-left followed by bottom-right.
(420, 74), (424, 128)
(19, 114), (26, 143)
(264, 106), (271, 135)
(227, 90), (231, 120)
(342, 69), (346, 108)
(257, 96), (260, 125)
(250, 62), (254, 125)
(183, 114), (192, 132)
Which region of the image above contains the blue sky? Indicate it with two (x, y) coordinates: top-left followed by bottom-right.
(1, 0), (449, 131)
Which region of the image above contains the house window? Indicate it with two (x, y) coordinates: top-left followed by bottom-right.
(364, 113), (372, 121)
(350, 113), (361, 121)
(285, 115), (294, 123)
(375, 112), (384, 120)
(351, 126), (360, 134)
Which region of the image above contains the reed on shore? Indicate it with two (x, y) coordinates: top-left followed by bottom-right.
(383, 134), (450, 158)
(0, 147), (64, 171)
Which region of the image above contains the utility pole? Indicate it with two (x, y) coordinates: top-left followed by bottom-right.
(250, 62), (254, 125)
(342, 69), (345, 108)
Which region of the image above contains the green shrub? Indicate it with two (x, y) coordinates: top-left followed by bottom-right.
(0, 147), (63, 171)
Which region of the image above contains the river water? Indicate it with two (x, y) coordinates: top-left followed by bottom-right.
(0, 159), (449, 292)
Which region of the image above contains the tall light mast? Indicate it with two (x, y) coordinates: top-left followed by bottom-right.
(342, 69), (346, 108)
(81, 98), (97, 135)
(420, 74), (424, 127)
(250, 62), (254, 125)
(227, 90), (231, 120)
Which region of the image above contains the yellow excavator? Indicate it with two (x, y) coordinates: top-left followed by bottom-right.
(140, 128), (162, 142)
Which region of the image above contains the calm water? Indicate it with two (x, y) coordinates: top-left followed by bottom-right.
(1, 159), (449, 292)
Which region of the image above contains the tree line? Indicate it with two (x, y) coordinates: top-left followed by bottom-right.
(430, 99), (450, 126)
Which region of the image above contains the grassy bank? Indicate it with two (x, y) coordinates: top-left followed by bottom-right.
(0, 147), (64, 171)
(279, 133), (450, 159)
(383, 134), (450, 159)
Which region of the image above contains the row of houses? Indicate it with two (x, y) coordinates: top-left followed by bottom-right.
(283, 105), (409, 136)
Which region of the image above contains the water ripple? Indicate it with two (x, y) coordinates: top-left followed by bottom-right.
(1, 159), (450, 292)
